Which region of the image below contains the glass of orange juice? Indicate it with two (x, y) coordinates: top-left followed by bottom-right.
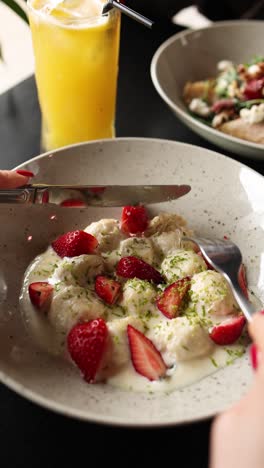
(27, 0), (121, 151)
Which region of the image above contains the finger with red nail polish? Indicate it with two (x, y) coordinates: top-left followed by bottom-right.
(0, 170), (34, 189)
(250, 343), (259, 370)
(248, 310), (264, 373)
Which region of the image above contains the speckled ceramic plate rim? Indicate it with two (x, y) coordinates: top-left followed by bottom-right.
(0, 137), (262, 427)
(150, 20), (264, 157)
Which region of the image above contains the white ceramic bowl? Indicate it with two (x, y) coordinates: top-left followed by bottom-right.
(151, 20), (264, 160)
(1, 138), (263, 426)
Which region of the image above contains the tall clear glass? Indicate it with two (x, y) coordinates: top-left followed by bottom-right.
(27, 0), (121, 151)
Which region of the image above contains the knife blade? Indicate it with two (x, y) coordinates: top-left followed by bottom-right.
(0, 184), (191, 207)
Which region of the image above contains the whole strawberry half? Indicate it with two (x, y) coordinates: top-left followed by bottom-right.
(127, 325), (167, 381)
(52, 230), (98, 258)
(28, 282), (53, 310)
(95, 275), (121, 305)
(156, 277), (191, 319)
(120, 205), (149, 235)
(243, 78), (264, 100)
(209, 315), (246, 345)
(238, 264), (248, 299)
(67, 318), (108, 383)
(116, 256), (164, 284)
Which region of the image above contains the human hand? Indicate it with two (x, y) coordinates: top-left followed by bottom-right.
(0, 170), (34, 189)
(210, 311), (264, 468)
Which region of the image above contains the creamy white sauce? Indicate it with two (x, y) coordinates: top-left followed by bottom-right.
(20, 215), (249, 393)
(20, 249), (65, 356)
(108, 345), (243, 393)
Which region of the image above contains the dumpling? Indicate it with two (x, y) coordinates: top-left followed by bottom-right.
(144, 212), (192, 237)
(103, 316), (144, 371)
(85, 218), (125, 252)
(151, 231), (182, 257)
(120, 278), (157, 319)
(147, 316), (213, 365)
(48, 285), (107, 336)
(161, 249), (206, 283)
(119, 237), (155, 265)
(189, 270), (238, 318)
(50, 255), (104, 287)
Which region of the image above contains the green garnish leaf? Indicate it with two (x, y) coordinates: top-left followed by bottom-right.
(210, 357), (218, 368)
(246, 56), (264, 66)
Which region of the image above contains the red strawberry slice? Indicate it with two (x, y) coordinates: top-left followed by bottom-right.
(238, 264), (248, 299)
(95, 275), (121, 305)
(28, 282), (53, 310)
(127, 325), (167, 381)
(52, 230), (98, 258)
(116, 256), (164, 284)
(209, 315), (246, 345)
(156, 277), (191, 319)
(243, 78), (264, 100)
(211, 99), (235, 114)
(60, 199), (86, 208)
(121, 205), (149, 235)
(67, 318), (108, 383)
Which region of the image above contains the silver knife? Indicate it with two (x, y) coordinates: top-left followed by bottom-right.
(0, 184), (191, 207)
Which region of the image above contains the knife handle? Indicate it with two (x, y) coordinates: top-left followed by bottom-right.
(0, 187), (36, 204)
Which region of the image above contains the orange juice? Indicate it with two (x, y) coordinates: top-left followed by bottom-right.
(28, 0), (121, 150)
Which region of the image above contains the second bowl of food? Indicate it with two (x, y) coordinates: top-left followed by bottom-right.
(151, 20), (264, 159)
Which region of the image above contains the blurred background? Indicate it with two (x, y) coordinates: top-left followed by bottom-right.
(2, 0), (264, 96)
(0, 1), (211, 95)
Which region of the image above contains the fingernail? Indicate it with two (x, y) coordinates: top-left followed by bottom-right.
(260, 310), (264, 315)
(16, 170), (34, 178)
(250, 344), (259, 370)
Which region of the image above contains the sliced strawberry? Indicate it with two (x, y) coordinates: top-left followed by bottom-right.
(67, 318), (108, 383)
(209, 315), (246, 345)
(116, 256), (164, 284)
(95, 275), (121, 305)
(28, 281), (53, 310)
(156, 277), (191, 319)
(243, 78), (264, 100)
(52, 230), (98, 258)
(127, 325), (167, 381)
(211, 99), (235, 114)
(120, 205), (149, 235)
(60, 199), (86, 208)
(238, 264), (248, 299)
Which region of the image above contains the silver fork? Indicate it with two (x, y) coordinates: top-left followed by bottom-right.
(185, 236), (256, 322)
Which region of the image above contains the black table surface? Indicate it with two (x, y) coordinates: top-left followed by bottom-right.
(0, 16), (263, 468)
